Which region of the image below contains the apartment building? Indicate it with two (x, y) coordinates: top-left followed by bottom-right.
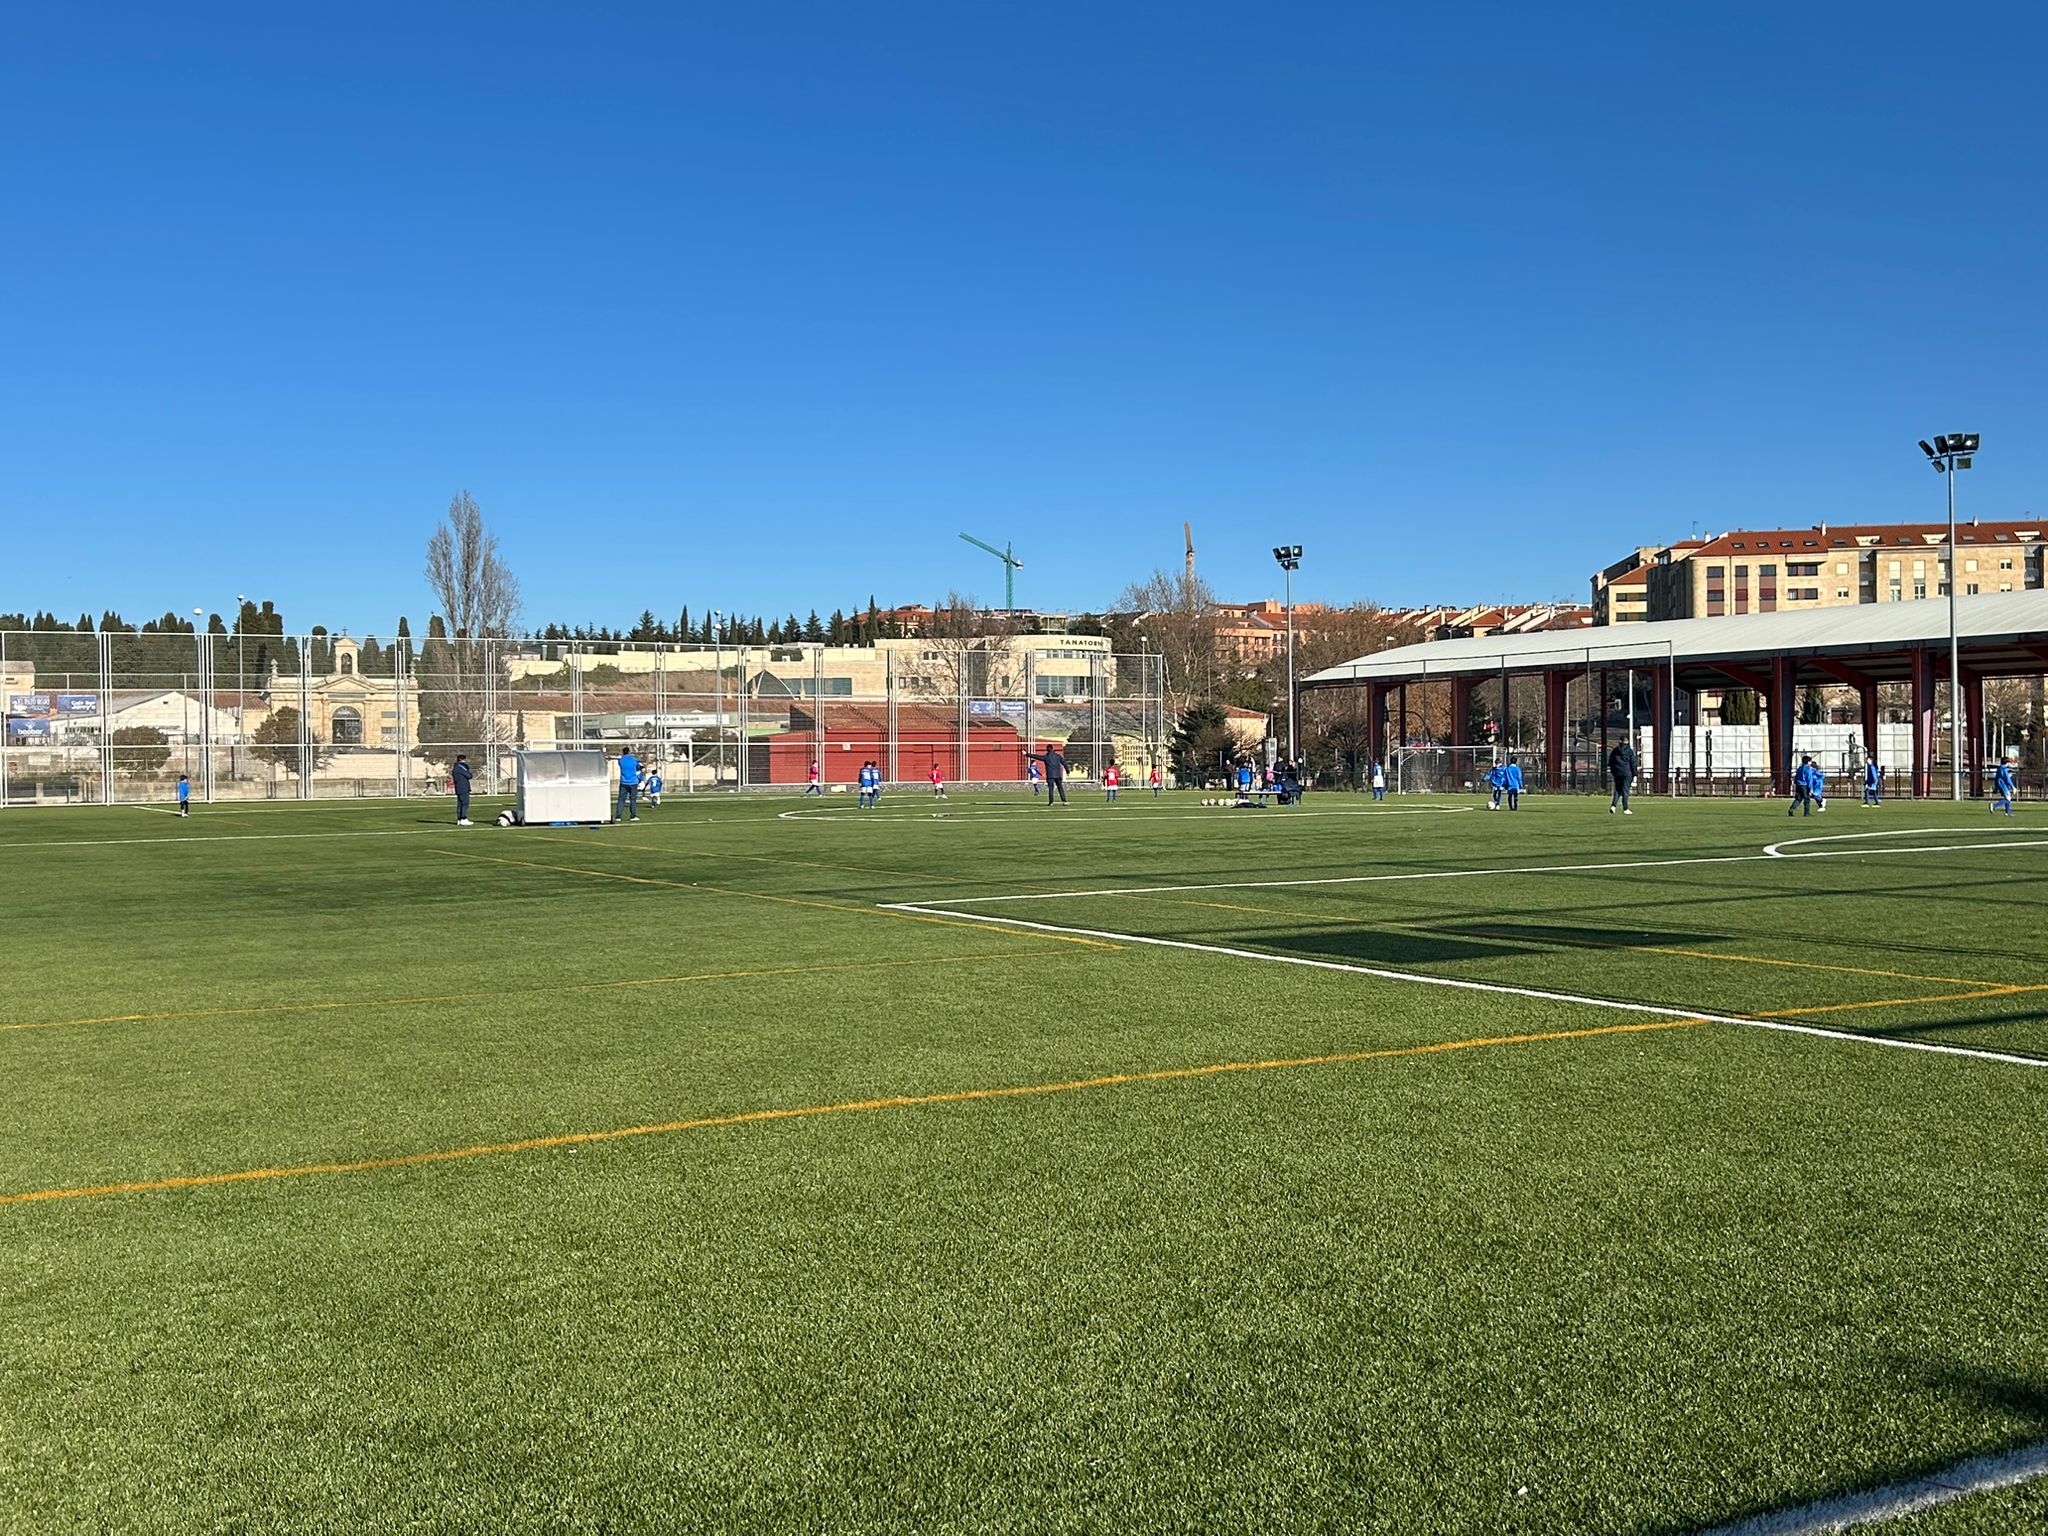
(1593, 521), (2047, 623)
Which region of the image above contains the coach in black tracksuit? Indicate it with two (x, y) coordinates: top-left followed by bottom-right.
(1607, 741), (1636, 814)
(1026, 744), (1069, 807)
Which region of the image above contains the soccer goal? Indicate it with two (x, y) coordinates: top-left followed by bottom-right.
(1392, 745), (1518, 795)
(513, 749), (611, 825)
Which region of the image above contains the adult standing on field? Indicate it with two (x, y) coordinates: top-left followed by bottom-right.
(1607, 740), (1636, 814)
(453, 753), (473, 826)
(615, 747), (642, 823)
(1025, 742), (1068, 807)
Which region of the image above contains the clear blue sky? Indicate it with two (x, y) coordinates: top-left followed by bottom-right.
(4, 2), (2043, 635)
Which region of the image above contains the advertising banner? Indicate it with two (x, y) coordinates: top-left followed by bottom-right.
(55, 693), (101, 716)
(7, 693), (52, 717)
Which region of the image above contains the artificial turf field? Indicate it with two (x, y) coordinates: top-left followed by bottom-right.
(2, 789), (2045, 1535)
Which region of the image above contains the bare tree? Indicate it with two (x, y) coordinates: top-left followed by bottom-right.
(1117, 568), (1216, 715)
(898, 591), (1021, 702)
(426, 491), (522, 639)
(421, 491), (522, 764)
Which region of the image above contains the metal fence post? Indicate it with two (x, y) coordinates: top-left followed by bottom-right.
(737, 647), (751, 788)
(887, 650), (900, 786)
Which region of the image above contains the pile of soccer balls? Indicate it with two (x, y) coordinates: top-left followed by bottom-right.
(496, 809), (519, 827)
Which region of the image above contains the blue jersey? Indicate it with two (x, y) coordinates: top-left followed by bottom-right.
(177, 780), (190, 803)
(1504, 763), (1523, 790)
(618, 753), (640, 787)
(1995, 763), (2015, 793)
(1864, 763), (1880, 788)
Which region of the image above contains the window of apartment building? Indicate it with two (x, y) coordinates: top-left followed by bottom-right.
(1836, 562), (1849, 575)
(1966, 583), (1980, 595)
(1889, 583), (1903, 601)
(1965, 558), (1979, 573)
(1757, 563), (1778, 611)
(2001, 583), (2014, 592)
(1787, 561), (1821, 577)
(1836, 588), (1850, 599)
(1913, 582), (1927, 599)
(2000, 559), (2014, 570)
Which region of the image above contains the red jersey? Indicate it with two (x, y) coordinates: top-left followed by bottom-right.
(1105, 767), (1119, 787)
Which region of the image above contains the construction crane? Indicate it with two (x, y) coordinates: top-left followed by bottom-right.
(958, 532), (1024, 612)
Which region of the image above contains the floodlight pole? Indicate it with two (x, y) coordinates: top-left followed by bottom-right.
(1945, 456), (1961, 801)
(1273, 545), (1302, 761)
(712, 610), (723, 790)
(1919, 434), (1977, 801)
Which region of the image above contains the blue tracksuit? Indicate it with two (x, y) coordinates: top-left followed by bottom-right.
(616, 752), (641, 821)
(1485, 765), (1505, 808)
(1862, 762), (1881, 806)
(452, 758), (472, 821)
(1503, 761), (1524, 810)
(1993, 762), (2016, 815)
(1789, 762), (1822, 816)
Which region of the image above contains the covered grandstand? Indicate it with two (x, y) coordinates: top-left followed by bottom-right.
(1301, 588), (2048, 796)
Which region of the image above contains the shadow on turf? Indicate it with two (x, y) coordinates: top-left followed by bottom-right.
(1642, 1366), (2048, 1536)
(1239, 923), (1728, 970)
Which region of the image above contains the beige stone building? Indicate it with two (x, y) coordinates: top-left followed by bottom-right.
(1632, 521), (2047, 621)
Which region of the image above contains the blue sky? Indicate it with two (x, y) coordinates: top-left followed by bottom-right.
(4, 2), (2043, 634)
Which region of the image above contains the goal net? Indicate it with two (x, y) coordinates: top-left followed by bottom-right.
(515, 749), (611, 824)
(1390, 746), (1530, 796)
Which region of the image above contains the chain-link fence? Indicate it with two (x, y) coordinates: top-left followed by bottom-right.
(0, 633), (1170, 807)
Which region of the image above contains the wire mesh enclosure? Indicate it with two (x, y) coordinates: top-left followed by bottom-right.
(0, 633), (1170, 806)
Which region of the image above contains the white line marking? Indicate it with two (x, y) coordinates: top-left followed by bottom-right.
(880, 904), (2048, 1070)
(930, 836), (2048, 905)
(1691, 1437), (2048, 1534)
(776, 806), (1476, 823)
(1764, 825), (2042, 857)
(0, 828), (461, 850)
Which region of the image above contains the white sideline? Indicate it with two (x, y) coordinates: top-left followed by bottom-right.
(880, 904), (2048, 1070)
(776, 806), (1476, 824)
(926, 835), (2048, 905)
(0, 828), (460, 850)
(1690, 1437), (2048, 1534)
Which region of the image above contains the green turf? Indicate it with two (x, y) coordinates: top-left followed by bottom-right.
(2, 791), (2044, 1534)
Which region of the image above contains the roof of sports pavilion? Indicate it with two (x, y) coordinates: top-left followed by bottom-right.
(1302, 587), (2048, 693)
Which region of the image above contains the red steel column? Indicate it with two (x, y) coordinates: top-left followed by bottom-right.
(1367, 682), (1390, 771)
(1964, 670), (1985, 797)
(1544, 671), (1566, 790)
(1450, 677), (1476, 749)
(1768, 657), (1796, 795)
(1910, 650), (1934, 798)
(1859, 680), (1879, 763)
(1651, 666), (1673, 795)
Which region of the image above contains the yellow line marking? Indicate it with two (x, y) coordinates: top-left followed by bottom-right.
(0, 1018), (1702, 1208)
(0, 952), (1074, 1037)
(428, 848), (1123, 949)
(1120, 893), (2009, 989)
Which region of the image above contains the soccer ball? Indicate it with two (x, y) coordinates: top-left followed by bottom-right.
(496, 809), (518, 827)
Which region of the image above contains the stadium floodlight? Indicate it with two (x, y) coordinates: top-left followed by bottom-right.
(1917, 431), (1980, 801)
(1272, 544), (1303, 760)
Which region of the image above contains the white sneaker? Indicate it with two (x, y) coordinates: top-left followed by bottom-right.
(458, 819), (472, 827)
(1623, 808), (1633, 814)
(1608, 806), (1616, 813)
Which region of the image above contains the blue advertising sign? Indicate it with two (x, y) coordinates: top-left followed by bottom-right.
(6, 716), (54, 743)
(7, 693), (52, 717)
(55, 693), (100, 716)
